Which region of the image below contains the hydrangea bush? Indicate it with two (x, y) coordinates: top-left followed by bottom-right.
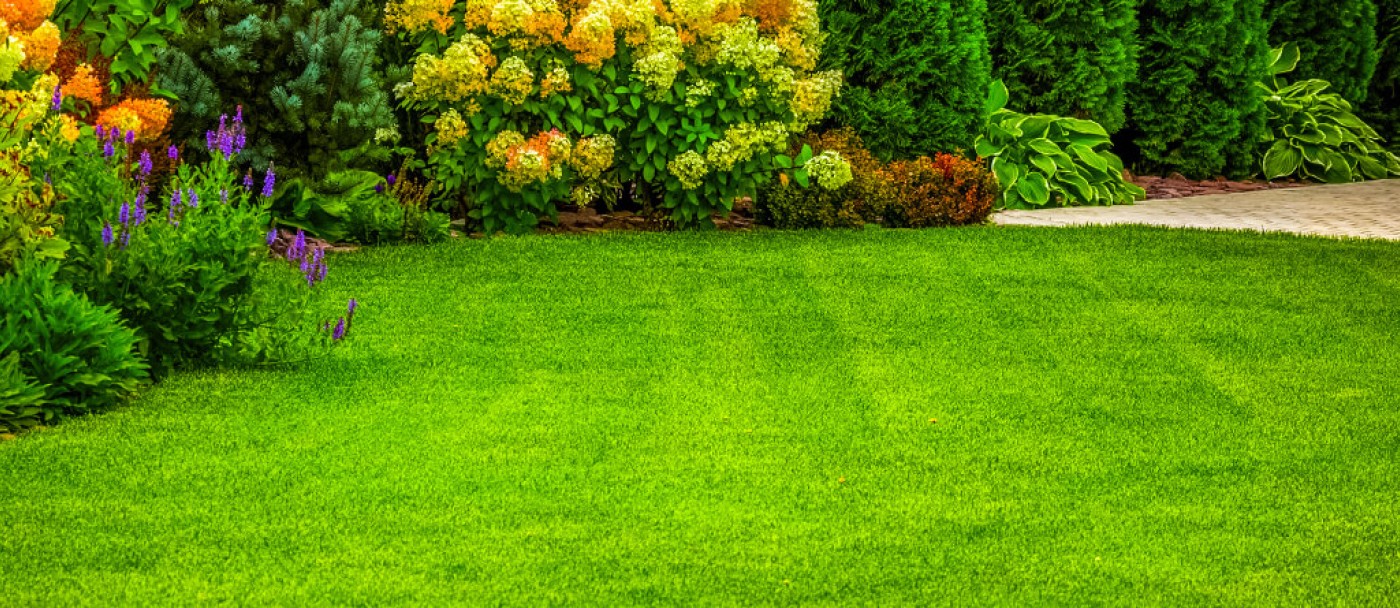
(387, 0), (848, 232)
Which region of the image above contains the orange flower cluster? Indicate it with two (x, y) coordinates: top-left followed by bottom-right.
(96, 98), (172, 141)
(63, 64), (104, 106)
(489, 129), (573, 190)
(0, 0), (57, 30)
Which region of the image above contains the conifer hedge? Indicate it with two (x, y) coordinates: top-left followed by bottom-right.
(986, 0), (1138, 133)
(1266, 0), (1379, 105)
(818, 0), (991, 160)
(1364, 0), (1399, 145)
(1128, 0), (1271, 178)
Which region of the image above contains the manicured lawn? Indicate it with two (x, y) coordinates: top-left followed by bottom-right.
(2, 226), (1398, 604)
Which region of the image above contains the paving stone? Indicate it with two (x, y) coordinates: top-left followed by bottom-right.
(994, 180), (1400, 240)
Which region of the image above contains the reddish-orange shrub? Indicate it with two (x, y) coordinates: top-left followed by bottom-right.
(882, 153), (998, 228)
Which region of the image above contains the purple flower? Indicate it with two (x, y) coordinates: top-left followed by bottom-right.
(318, 263), (328, 283)
(386, 174), (397, 186)
(102, 140), (115, 158)
(243, 171), (254, 190)
(101, 222), (114, 247)
(133, 198), (146, 226)
(138, 150), (153, 176)
(188, 190), (199, 208)
(261, 165), (276, 198)
(95, 124), (105, 139)
(205, 130), (216, 152)
(121, 230), (130, 249)
(119, 201), (130, 226)
(108, 126), (120, 141)
(125, 130), (135, 145)
(234, 105), (243, 125)
(235, 130), (246, 154)
(168, 145), (179, 161)
(221, 189), (228, 205)
(347, 298), (358, 318)
(267, 227), (278, 247)
(374, 183), (384, 194)
(332, 318), (346, 341)
(51, 85), (62, 112)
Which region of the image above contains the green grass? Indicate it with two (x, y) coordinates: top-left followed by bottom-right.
(2, 226), (1399, 604)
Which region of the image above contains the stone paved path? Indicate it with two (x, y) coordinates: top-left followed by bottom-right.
(995, 179), (1400, 241)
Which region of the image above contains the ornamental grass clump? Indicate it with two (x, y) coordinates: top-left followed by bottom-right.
(389, 0), (849, 232)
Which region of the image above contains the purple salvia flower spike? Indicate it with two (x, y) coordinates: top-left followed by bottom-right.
(102, 140), (115, 158)
(51, 85), (62, 112)
(347, 298), (357, 318)
(332, 318), (346, 341)
(262, 165), (276, 198)
(125, 130), (135, 145)
(267, 227), (277, 247)
(168, 145), (179, 161)
(188, 190), (199, 208)
(101, 222), (114, 247)
(119, 202), (130, 226)
(139, 150), (153, 176)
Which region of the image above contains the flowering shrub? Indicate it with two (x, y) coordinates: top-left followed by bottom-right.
(0, 261), (147, 432)
(389, 0), (848, 232)
(42, 111), (357, 376)
(0, 64), (88, 274)
(756, 129), (873, 229)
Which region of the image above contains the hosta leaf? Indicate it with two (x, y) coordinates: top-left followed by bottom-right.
(1068, 143), (1109, 171)
(1030, 154), (1058, 176)
(1016, 173), (1051, 206)
(991, 157), (1021, 189)
(984, 80), (1009, 114)
(1262, 140), (1304, 180)
(1026, 138), (1062, 155)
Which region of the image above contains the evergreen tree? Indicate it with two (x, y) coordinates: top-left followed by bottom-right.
(157, 0), (398, 180)
(818, 0), (991, 160)
(1363, 0), (1399, 146)
(986, 0), (1138, 133)
(1266, 0), (1378, 104)
(1127, 0), (1271, 178)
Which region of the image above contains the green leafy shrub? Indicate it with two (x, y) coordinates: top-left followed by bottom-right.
(985, 0), (1138, 133)
(0, 261), (147, 432)
(390, 0), (847, 232)
(156, 0), (399, 181)
(1129, 0), (1271, 178)
(818, 0), (991, 159)
(44, 114), (355, 376)
(879, 154), (998, 228)
(1265, 0), (1378, 105)
(0, 103), (69, 275)
(755, 129), (892, 229)
(53, 0), (195, 92)
(1259, 43), (1400, 182)
(977, 81), (1144, 209)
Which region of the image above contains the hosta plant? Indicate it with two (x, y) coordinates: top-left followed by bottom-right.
(976, 80), (1144, 209)
(388, 0), (847, 232)
(1259, 43), (1400, 182)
